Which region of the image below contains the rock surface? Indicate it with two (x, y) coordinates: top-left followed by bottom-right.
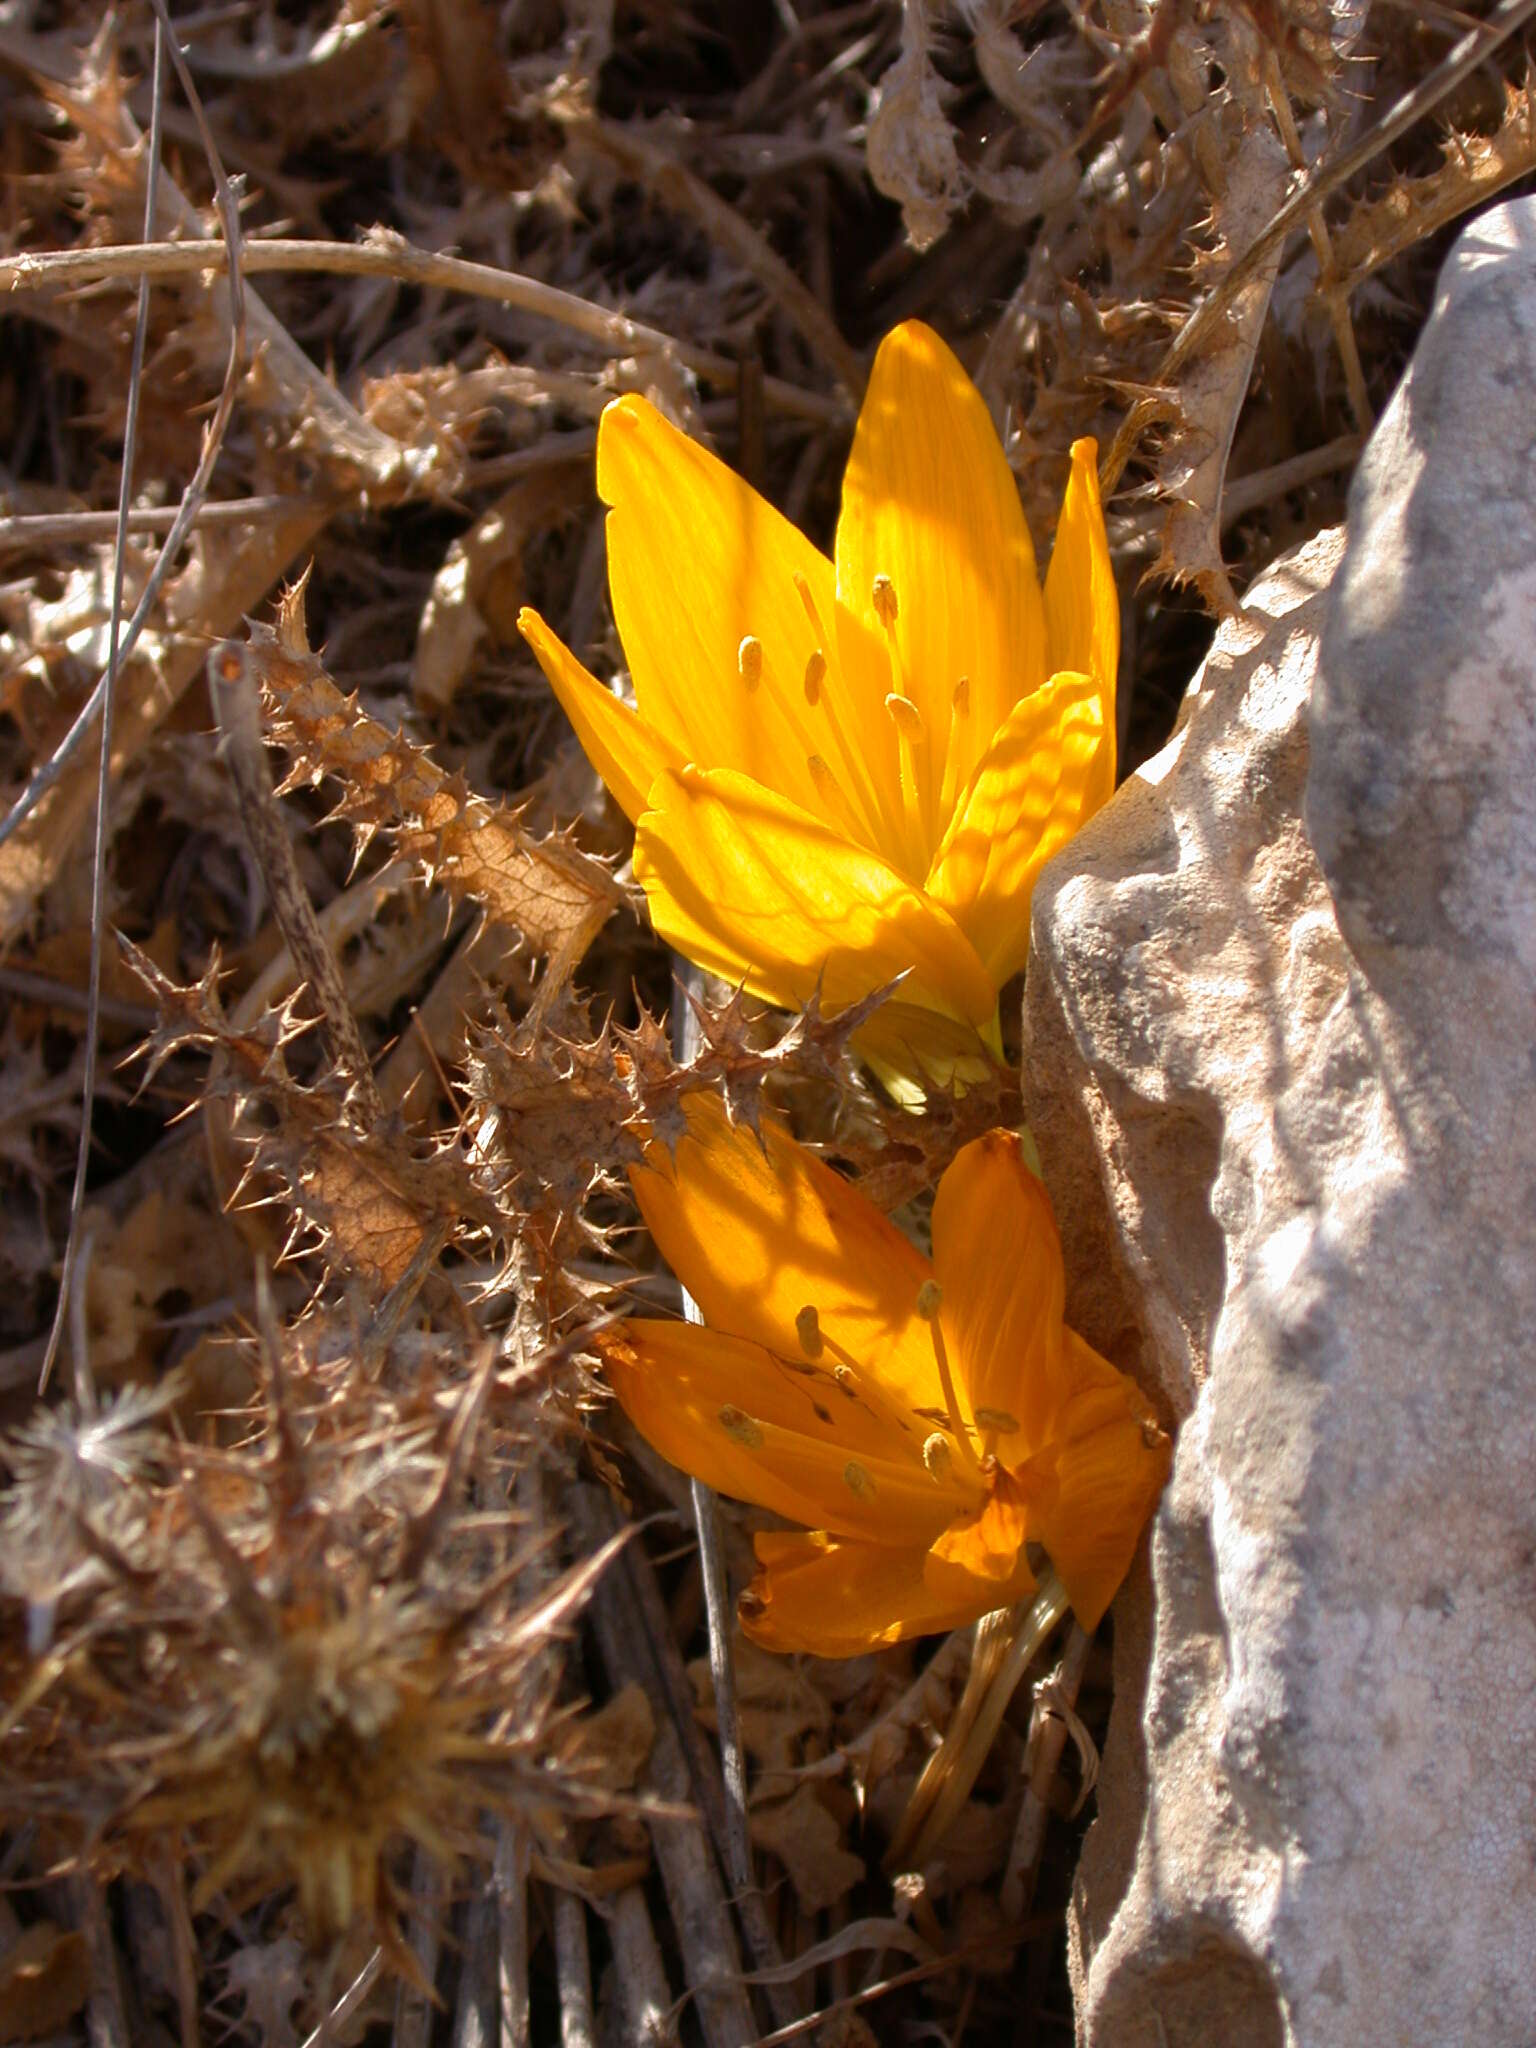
(1022, 198), (1536, 2048)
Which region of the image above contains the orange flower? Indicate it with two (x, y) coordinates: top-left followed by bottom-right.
(519, 322), (1117, 1098)
(600, 1096), (1168, 1658)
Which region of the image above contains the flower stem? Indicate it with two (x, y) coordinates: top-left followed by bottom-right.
(884, 1569), (1070, 1873)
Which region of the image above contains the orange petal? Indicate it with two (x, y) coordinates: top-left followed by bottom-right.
(598, 395), (898, 846)
(924, 669), (1114, 988)
(1025, 1332), (1170, 1629)
(602, 1318), (968, 1541)
(930, 1129), (1065, 1454)
(627, 1091), (948, 1424)
(633, 764), (999, 1034)
(518, 606), (682, 824)
(927, 1461), (1036, 1580)
(1044, 439), (1119, 736)
(835, 322), (1047, 840)
(741, 1527), (1037, 1657)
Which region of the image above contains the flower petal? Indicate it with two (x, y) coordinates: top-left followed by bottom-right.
(598, 396), (897, 847)
(633, 765), (999, 1035)
(835, 322), (1047, 840)
(518, 606), (683, 825)
(1044, 438), (1119, 720)
(741, 1527), (1037, 1657)
(930, 1129), (1065, 1454)
(1024, 1333), (1171, 1629)
(924, 669), (1114, 987)
(601, 1319), (969, 1541)
(627, 1091), (948, 1423)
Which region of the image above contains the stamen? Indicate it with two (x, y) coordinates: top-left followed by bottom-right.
(872, 573), (899, 628)
(843, 1461), (876, 1501)
(737, 635), (763, 690)
(795, 1305), (824, 1358)
(718, 1404), (764, 1449)
(953, 675), (971, 714)
(793, 570), (828, 639)
(922, 1432), (954, 1481)
(885, 692), (925, 744)
(916, 1281), (980, 1473)
(803, 649), (826, 705)
(973, 1406), (1020, 1434)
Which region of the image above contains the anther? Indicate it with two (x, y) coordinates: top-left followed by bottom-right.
(974, 1406), (1020, 1434)
(795, 1305), (823, 1358)
(718, 1404), (763, 1449)
(833, 1363), (857, 1391)
(803, 649), (826, 705)
(916, 1279), (943, 1321)
(885, 692), (925, 745)
(953, 675), (971, 714)
(922, 1432), (954, 1481)
(872, 573), (899, 628)
(738, 635), (763, 690)
(843, 1461), (876, 1501)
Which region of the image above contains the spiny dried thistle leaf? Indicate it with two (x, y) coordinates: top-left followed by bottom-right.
(119, 937), (495, 1295)
(248, 580), (627, 999)
(1325, 76), (1536, 300)
(1148, 30), (1291, 613)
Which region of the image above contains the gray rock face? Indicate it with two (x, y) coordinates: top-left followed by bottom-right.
(1022, 199), (1536, 2048)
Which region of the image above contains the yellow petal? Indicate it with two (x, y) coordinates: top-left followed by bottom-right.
(741, 1527), (1037, 1656)
(1044, 439), (1119, 728)
(601, 1319), (969, 1541)
(633, 765), (999, 1034)
(835, 321), (1047, 841)
(518, 606), (682, 824)
(598, 396), (898, 848)
(924, 669), (1114, 987)
(930, 1129), (1065, 1452)
(627, 1090), (948, 1423)
(1025, 1334), (1171, 1629)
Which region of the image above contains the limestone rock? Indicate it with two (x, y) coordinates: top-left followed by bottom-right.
(1022, 198), (1536, 2048)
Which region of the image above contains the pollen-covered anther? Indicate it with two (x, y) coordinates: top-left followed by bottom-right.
(737, 635), (764, 689)
(795, 1305), (824, 1358)
(885, 693), (925, 744)
(843, 1460), (876, 1500)
(922, 1432), (953, 1481)
(872, 572), (899, 628)
(953, 675), (971, 714)
(916, 1279), (944, 1321)
(718, 1404), (764, 1449)
(803, 649), (826, 705)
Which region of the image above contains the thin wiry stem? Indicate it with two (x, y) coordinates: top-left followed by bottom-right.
(0, 6), (250, 862)
(38, 12), (166, 1394)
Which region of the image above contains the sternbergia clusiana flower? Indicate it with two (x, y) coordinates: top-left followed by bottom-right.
(596, 1094), (1169, 1658)
(519, 321), (1118, 1098)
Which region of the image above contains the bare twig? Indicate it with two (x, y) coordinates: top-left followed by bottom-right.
(0, 235), (849, 425)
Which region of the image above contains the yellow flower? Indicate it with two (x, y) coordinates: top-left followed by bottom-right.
(519, 322), (1118, 1097)
(599, 1095), (1169, 1659)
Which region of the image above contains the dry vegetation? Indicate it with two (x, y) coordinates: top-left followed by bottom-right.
(0, 1), (1532, 2041)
